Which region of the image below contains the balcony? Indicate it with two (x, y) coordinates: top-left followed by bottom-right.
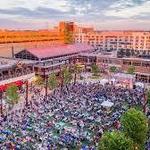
(0, 69), (35, 85)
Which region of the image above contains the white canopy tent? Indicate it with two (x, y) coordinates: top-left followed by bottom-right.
(100, 79), (109, 85)
(101, 101), (114, 108)
(113, 73), (135, 89)
(135, 82), (144, 88)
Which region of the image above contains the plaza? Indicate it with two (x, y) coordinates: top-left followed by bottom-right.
(0, 80), (146, 149)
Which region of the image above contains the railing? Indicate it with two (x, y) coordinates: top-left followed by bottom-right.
(0, 69), (34, 81)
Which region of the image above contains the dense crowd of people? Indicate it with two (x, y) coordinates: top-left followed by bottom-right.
(0, 82), (149, 149)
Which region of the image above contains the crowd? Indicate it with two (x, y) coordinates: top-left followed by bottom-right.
(0, 82), (149, 149)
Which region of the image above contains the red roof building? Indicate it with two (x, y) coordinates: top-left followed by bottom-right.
(15, 43), (94, 60)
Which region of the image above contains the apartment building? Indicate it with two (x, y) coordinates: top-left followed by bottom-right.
(0, 29), (64, 44)
(75, 31), (150, 56)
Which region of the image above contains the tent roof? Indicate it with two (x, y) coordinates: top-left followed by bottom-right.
(114, 73), (135, 79)
(101, 101), (114, 108)
(24, 43), (94, 59)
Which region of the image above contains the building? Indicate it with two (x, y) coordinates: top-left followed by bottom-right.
(1, 21), (150, 58)
(76, 52), (150, 83)
(75, 31), (150, 57)
(0, 29), (63, 44)
(14, 43), (95, 76)
(58, 21), (75, 33)
(0, 57), (35, 90)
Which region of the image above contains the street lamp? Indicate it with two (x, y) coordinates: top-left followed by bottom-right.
(45, 75), (48, 100)
(0, 91), (3, 117)
(143, 89), (147, 114)
(24, 80), (29, 107)
(44, 68), (48, 100)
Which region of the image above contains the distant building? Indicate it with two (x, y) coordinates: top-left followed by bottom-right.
(75, 31), (150, 57)
(79, 53), (150, 83)
(0, 21), (150, 58)
(58, 21), (75, 33)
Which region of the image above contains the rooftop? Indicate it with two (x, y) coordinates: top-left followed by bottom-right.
(0, 57), (35, 70)
(24, 43), (94, 59)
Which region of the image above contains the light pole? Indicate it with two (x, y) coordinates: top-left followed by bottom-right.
(44, 68), (48, 100)
(0, 91), (3, 117)
(45, 75), (48, 100)
(143, 88), (147, 114)
(25, 80), (29, 107)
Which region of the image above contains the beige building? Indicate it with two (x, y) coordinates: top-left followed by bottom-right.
(75, 31), (150, 56)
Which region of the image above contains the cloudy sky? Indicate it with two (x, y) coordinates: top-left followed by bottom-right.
(0, 0), (150, 30)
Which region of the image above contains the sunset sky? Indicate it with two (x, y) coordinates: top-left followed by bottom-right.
(0, 0), (150, 30)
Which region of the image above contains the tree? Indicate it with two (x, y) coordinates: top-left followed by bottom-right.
(91, 64), (100, 76)
(48, 72), (58, 90)
(98, 131), (134, 150)
(62, 67), (72, 85)
(6, 84), (19, 106)
(73, 64), (82, 84)
(33, 75), (44, 86)
(121, 108), (148, 149)
(109, 66), (117, 73)
(127, 65), (135, 75)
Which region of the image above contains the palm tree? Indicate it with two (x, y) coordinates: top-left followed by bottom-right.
(48, 72), (58, 90)
(91, 64), (100, 76)
(109, 66), (117, 74)
(33, 75), (45, 87)
(61, 67), (73, 85)
(73, 64), (82, 84)
(109, 66), (118, 77)
(127, 65), (135, 75)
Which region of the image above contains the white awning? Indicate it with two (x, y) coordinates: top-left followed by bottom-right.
(101, 101), (114, 108)
(100, 79), (109, 85)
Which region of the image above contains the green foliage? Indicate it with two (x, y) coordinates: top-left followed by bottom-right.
(6, 84), (19, 105)
(64, 29), (74, 44)
(98, 131), (134, 150)
(91, 64), (100, 76)
(109, 66), (117, 73)
(121, 108), (148, 149)
(62, 67), (72, 85)
(34, 76), (44, 86)
(73, 64), (83, 84)
(74, 64), (83, 74)
(48, 73), (58, 90)
(127, 65), (135, 75)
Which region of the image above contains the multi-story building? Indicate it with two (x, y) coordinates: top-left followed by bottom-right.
(75, 30), (150, 57)
(0, 29), (64, 57)
(0, 29), (64, 44)
(58, 21), (75, 33)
